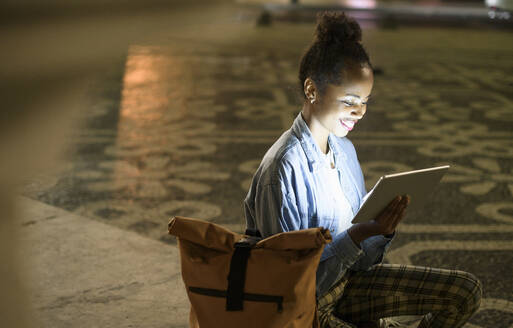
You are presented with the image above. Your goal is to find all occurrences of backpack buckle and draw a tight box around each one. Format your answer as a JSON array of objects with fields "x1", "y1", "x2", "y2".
[{"x1": 234, "y1": 236, "x2": 261, "y2": 248}]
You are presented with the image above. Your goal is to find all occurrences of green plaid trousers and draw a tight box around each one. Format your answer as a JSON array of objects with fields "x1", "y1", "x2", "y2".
[{"x1": 316, "y1": 264, "x2": 482, "y2": 328}]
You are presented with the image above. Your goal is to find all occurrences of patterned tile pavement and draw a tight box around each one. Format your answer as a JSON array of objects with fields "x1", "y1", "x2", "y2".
[{"x1": 22, "y1": 7, "x2": 513, "y2": 327}]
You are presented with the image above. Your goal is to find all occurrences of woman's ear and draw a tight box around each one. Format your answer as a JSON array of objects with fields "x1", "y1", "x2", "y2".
[{"x1": 304, "y1": 78, "x2": 317, "y2": 102}]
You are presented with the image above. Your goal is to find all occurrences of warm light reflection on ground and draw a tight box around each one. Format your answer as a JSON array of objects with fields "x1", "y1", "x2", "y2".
[
  {"x1": 121, "y1": 47, "x2": 171, "y2": 123},
  {"x1": 114, "y1": 45, "x2": 187, "y2": 197}
]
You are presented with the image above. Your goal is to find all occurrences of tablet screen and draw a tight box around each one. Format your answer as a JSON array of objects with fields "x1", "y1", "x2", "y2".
[{"x1": 351, "y1": 165, "x2": 450, "y2": 224}]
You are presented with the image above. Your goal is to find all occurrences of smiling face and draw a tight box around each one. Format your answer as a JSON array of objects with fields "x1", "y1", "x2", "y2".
[{"x1": 311, "y1": 64, "x2": 374, "y2": 138}]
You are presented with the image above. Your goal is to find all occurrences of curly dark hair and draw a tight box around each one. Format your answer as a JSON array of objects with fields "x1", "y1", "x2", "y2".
[{"x1": 298, "y1": 11, "x2": 372, "y2": 101}]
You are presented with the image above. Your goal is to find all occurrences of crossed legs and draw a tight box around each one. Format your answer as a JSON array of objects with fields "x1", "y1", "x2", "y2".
[{"x1": 333, "y1": 264, "x2": 482, "y2": 328}]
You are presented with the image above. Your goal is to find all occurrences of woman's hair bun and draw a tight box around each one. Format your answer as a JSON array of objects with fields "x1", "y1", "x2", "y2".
[{"x1": 315, "y1": 11, "x2": 362, "y2": 45}]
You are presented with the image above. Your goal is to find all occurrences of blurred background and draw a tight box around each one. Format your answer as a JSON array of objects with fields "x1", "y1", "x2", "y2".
[{"x1": 1, "y1": 0, "x2": 512, "y2": 327}]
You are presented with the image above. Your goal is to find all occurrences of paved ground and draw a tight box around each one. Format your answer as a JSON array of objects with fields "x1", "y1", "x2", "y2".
[
  {"x1": 18, "y1": 197, "x2": 189, "y2": 328},
  {"x1": 21, "y1": 2, "x2": 513, "y2": 327}
]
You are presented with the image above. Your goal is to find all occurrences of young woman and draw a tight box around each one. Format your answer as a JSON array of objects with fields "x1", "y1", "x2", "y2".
[{"x1": 243, "y1": 11, "x2": 482, "y2": 328}]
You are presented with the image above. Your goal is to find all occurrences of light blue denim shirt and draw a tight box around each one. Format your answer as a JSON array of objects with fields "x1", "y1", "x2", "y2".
[{"x1": 244, "y1": 112, "x2": 396, "y2": 298}]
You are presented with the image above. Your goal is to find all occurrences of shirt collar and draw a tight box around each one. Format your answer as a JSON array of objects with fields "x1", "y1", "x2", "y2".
[{"x1": 291, "y1": 112, "x2": 347, "y2": 172}]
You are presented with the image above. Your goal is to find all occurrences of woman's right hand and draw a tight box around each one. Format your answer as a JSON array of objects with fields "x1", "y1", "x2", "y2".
[{"x1": 369, "y1": 195, "x2": 410, "y2": 235}]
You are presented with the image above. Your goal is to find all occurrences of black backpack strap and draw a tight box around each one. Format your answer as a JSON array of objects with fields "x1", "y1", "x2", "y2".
[
  {"x1": 244, "y1": 228, "x2": 262, "y2": 238},
  {"x1": 226, "y1": 235, "x2": 261, "y2": 311}
]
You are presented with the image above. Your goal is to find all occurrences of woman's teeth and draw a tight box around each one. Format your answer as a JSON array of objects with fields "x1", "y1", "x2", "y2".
[{"x1": 340, "y1": 119, "x2": 356, "y2": 131}]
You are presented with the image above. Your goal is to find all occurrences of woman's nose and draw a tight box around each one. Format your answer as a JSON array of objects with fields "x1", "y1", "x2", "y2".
[{"x1": 351, "y1": 105, "x2": 365, "y2": 118}]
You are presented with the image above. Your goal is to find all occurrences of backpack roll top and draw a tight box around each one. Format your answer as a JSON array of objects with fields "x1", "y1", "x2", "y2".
[
  {"x1": 168, "y1": 215, "x2": 239, "y2": 253},
  {"x1": 254, "y1": 226, "x2": 332, "y2": 250}
]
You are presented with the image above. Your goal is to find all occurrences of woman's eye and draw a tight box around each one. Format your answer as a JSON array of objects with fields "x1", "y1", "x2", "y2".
[{"x1": 342, "y1": 101, "x2": 355, "y2": 106}]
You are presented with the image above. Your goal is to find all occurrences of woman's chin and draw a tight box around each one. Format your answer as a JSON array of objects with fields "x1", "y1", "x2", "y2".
[{"x1": 334, "y1": 129, "x2": 349, "y2": 138}]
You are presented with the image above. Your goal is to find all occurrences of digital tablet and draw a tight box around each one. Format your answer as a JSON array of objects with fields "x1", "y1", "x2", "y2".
[{"x1": 351, "y1": 165, "x2": 450, "y2": 224}]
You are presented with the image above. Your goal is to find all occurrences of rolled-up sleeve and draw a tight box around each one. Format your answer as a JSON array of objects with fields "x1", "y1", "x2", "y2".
[{"x1": 253, "y1": 180, "x2": 364, "y2": 299}]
